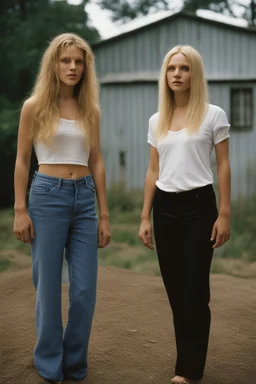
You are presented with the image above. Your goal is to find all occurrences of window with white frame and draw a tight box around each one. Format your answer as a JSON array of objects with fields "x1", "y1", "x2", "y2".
[{"x1": 231, "y1": 89, "x2": 253, "y2": 130}]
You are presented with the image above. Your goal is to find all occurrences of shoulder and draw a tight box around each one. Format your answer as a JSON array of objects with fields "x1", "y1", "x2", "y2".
[
  {"x1": 207, "y1": 104, "x2": 227, "y2": 118},
  {"x1": 206, "y1": 104, "x2": 229, "y2": 125},
  {"x1": 21, "y1": 96, "x2": 37, "y2": 118},
  {"x1": 149, "y1": 112, "x2": 159, "y2": 128},
  {"x1": 23, "y1": 96, "x2": 37, "y2": 109},
  {"x1": 208, "y1": 104, "x2": 225, "y2": 116}
]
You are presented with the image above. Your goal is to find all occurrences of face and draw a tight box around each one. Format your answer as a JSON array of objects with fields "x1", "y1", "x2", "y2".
[
  {"x1": 166, "y1": 52, "x2": 191, "y2": 93},
  {"x1": 56, "y1": 44, "x2": 85, "y2": 87}
]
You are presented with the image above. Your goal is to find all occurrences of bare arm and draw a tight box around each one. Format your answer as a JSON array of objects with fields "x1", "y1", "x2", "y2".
[
  {"x1": 211, "y1": 138, "x2": 231, "y2": 248},
  {"x1": 139, "y1": 145, "x2": 159, "y2": 249},
  {"x1": 13, "y1": 98, "x2": 35, "y2": 243},
  {"x1": 141, "y1": 145, "x2": 159, "y2": 219},
  {"x1": 216, "y1": 138, "x2": 231, "y2": 217},
  {"x1": 88, "y1": 113, "x2": 110, "y2": 248}
]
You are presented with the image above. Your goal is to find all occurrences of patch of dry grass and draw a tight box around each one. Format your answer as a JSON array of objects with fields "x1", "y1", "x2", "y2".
[{"x1": 1, "y1": 187, "x2": 256, "y2": 279}]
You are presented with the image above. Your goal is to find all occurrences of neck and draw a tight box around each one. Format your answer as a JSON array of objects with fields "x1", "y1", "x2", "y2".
[
  {"x1": 58, "y1": 83, "x2": 75, "y2": 100},
  {"x1": 173, "y1": 91, "x2": 190, "y2": 108}
]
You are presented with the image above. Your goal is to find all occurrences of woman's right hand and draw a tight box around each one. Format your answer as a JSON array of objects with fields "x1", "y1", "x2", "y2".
[
  {"x1": 138, "y1": 218, "x2": 155, "y2": 250},
  {"x1": 13, "y1": 210, "x2": 35, "y2": 243}
]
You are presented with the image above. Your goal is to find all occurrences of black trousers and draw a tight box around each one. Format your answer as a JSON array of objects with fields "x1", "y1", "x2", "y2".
[{"x1": 153, "y1": 184, "x2": 218, "y2": 380}]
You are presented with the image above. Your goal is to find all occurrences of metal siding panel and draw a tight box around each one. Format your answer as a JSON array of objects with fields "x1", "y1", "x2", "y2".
[
  {"x1": 99, "y1": 84, "x2": 158, "y2": 189},
  {"x1": 94, "y1": 18, "x2": 256, "y2": 79},
  {"x1": 128, "y1": 38, "x2": 134, "y2": 72},
  {"x1": 112, "y1": 42, "x2": 119, "y2": 73},
  {"x1": 209, "y1": 83, "x2": 256, "y2": 199},
  {"x1": 126, "y1": 86, "x2": 133, "y2": 188},
  {"x1": 131, "y1": 86, "x2": 138, "y2": 188},
  {"x1": 187, "y1": 21, "x2": 199, "y2": 46}
]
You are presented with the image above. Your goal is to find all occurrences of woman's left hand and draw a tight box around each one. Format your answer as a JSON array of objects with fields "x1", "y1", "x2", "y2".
[
  {"x1": 98, "y1": 217, "x2": 111, "y2": 248},
  {"x1": 210, "y1": 215, "x2": 231, "y2": 248}
]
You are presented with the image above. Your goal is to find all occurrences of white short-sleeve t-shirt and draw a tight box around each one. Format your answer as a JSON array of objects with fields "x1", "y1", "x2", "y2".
[{"x1": 147, "y1": 104, "x2": 230, "y2": 192}]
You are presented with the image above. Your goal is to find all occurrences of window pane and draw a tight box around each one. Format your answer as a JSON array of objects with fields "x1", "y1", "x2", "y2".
[{"x1": 231, "y1": 89, "x2": 253, "y2": 130}]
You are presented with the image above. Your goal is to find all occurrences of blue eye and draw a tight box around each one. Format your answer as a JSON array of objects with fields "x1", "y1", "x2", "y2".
[
  {"x1": 167, "y1": 65, "x2": 189, "y2": 72},
  {"x1": 61, "y1": 58, "x2": 70, "y2": 63}
]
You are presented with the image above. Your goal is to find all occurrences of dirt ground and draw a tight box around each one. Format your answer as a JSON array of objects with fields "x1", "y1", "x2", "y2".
[{"x1": 0, "y1": 266, "x2": 256, "y2": 384}]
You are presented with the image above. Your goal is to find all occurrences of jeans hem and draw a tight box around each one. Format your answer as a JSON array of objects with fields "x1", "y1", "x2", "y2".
[{"x1": 175, "y1": 371, "x2": 203, "y2": 380}]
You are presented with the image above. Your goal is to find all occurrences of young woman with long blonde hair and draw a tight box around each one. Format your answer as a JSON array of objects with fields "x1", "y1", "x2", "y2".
[
  {"x1": 139, "y1": 45, "x2": 231, "y2": 384},
  {"x1": 13, "y1": 33, "x2": 111, "y2": 383}
]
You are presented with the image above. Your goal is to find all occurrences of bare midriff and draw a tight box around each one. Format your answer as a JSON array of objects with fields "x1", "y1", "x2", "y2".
[{"x1": 38, "y1": 164, "x2": 91, "y2": 179}]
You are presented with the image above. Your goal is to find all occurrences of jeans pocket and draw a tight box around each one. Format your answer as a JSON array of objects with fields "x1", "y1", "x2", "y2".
[
  {"x1": 153, "y1": 187, "x2": 163, "y2": 207},
  {"x1": 32, "y1": 180, "x2": 58, "y2": 195},
  {"x1": 87, "y1": 178, "x2": 96, "y2": 193},
  {"x1": 198, "y1": 194, "x2": 218, "y2": 220}
]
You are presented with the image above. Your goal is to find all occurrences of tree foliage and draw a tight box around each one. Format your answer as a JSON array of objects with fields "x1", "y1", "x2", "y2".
[
  {"x1": 95, "y1": 0, "x2": 256, "y2": 26},
  {"x1": 95, "y1": 0, "x2": 170, "y2": 23},
  {"x1": 183, "y1": 0, "x2": 256, "y2": 26}
]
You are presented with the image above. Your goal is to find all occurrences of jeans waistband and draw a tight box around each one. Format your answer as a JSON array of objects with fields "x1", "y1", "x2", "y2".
[
  {"x1": 157, "y1": 184, "x2": 214, "y2": 200},
  {"x1": 33, "y1": 171, "x2": 93, "y2": 187}
]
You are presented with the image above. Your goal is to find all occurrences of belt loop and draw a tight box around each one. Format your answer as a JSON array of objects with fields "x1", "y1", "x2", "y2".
[
  {"x1": 57, "y1": 177, "x2": 62, "y2": 189},
  {"x1": 31, "y1": 171, "x2": 36, "y2": 187},
  {"x1": 84, "y1": 177, "x2": 87, "y2": 187}
]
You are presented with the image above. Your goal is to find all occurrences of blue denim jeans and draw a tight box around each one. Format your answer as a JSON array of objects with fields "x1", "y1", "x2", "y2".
[{"x1": 28, "y1": 171, "x2": 98, "y2": 382}]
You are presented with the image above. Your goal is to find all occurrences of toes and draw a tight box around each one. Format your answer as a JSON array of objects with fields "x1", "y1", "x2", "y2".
[{"x1": 171, "y1": 376, "x2": 185, "y2": 384}]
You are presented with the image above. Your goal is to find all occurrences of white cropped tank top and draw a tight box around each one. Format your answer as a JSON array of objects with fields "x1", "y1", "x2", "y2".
[{"x1": 33, "y1": 118, "x2": 90, "y2": 166}]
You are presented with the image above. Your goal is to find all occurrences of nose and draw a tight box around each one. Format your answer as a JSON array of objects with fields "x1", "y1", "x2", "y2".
[
  {"x1": 174, "y1": 69, "x2": 181, "y2": 78},
  {"x1": 70, "y1": 61, "x2": 76, "y2": 71}
]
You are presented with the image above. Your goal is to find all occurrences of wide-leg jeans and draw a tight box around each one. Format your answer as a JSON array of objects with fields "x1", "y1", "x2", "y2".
[{"x1": 29, "y1": 171, "x2": 98, "y2": 382}]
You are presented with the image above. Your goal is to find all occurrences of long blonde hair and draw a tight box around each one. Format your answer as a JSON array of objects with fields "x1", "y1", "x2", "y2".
[
  {"x1": 156, "y1": 45, "x2": 208, "y2": 140},
  {"x1": 30, "y1": 33, "x2": 100, "y2": 146}
]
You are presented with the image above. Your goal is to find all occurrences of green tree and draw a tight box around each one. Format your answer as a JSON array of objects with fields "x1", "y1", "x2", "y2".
[
  {"x1": 95, "y1": 0, "x2": 256, "y2": 26},
  {"x1": 183, "y1": 0, "x2": 256, "y2": 26},
  {"x1": 95, "y1": 0, "x2": 170, "y2": 23}
]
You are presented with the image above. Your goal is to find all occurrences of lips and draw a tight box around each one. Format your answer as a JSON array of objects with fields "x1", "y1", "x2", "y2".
[
  {"x1": 172, "y1": 82, "x2": 182, "y2": 84},
  {"x1": 67, "y1": 74, "x2": 77, "y2": 77}
]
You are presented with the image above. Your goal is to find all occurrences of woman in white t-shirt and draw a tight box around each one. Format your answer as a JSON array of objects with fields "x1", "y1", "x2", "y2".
[{"x1": 139, "y1": 45, "x2": 231, "y2": 384}]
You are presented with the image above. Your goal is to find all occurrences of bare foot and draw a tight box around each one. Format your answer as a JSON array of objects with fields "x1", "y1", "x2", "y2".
[
  {"x1": 171, "y1": 376, "x2": 185, "y2": 384},
  {"x1": 183, "y1": 379, "x2": 200, "y2": 384}
]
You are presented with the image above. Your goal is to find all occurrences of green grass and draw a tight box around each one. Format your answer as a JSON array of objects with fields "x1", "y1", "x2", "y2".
[
  {"x1": 111, "y1": 226, "x2": 141, "y2": 246},
  {"x1": 216, "y1": 198, "x2": 256, "y2": 262},
  {"x1": 0, "y1": 209, "x2": 31, "y2": 254},
  {"x1": 0, "y1": 259, "x2": 11, "y2": 272},
  {"x1": 98, "y1": 243, "x2": 160, "y2": 275},
  {"x1": 1, "y1": 187, "x2": 256, "y2": 277}
]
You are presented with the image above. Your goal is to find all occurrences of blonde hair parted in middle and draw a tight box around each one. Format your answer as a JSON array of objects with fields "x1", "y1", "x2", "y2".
[
  {"x1": 156, "y1": 45, "x2": 208, "y2": 140},
  {"x1": 30, "y1": 33, "x2": 100, "y2": 147}
]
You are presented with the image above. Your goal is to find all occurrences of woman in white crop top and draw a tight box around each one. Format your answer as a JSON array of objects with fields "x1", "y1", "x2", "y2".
[
  {"x1": 13, "y1": 33, "x2": 110, "y2": 383},
  {"x1": 139, "y1": 46, "x2": 231, "y2": 384}
]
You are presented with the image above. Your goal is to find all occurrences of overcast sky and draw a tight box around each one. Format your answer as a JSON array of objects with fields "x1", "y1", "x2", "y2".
[{"x1": 67, "y1": 0, "x2": 251, "y2": 40}]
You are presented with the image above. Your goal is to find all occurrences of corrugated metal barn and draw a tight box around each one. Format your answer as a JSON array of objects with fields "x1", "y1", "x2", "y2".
[{"x1": 93, "y1": 12, "x2": 256, "y2": 200}]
